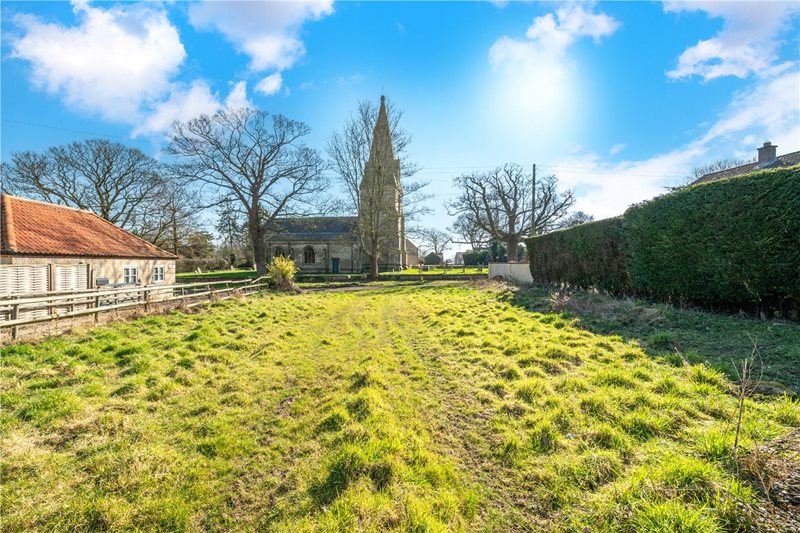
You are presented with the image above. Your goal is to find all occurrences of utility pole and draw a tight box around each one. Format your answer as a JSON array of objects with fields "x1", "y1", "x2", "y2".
[{"x1": 531, "y1": 163, "x2": 536, "y2": 237}]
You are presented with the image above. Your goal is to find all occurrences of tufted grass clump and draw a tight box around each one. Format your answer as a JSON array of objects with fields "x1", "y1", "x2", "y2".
[{"x1": 1, "y1": 283, "x2": 798, "y2": 531}]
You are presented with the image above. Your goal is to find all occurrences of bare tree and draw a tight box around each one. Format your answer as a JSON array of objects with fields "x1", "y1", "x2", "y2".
[
  {"x1": 675, "y1": 158, "x2": 753, "y2": 188},
  {"x1": 0, "y1": 139, "x2": 171, "y2": 239},
  {"x1": 327, "y1": 97, "x2": 430, "y2": 277},
  {"x1": 167, "y1": 108, "x2": 327, "y2": 275},
  {"x1": 214, "y1": 197, "x2": 251, "y2": 267},
  {"x1": 562, "y1": 210, "x2": 594, "y2": 228},
  {"x1": 447, "y1": 163, "x2": 575, "y2": 260},
  {"x1": 410, "y1": 227, "x2": 452, "y2": 255},
  {"x1": 450, "y1": 213, "x2": 491, "y2": 249}
]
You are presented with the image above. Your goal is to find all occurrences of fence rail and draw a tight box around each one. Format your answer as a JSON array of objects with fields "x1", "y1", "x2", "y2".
[{"x1": 0, "y1": 279, "x2": 270, "y2": 338}]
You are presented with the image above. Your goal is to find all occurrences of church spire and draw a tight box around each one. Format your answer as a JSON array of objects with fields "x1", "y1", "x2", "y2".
[{"x1": 370, "y1": 95, "x2": 394, "y2": 161}]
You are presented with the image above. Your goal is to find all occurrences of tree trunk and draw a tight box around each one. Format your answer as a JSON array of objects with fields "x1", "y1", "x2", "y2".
[
  {"x1": 507, "y1": 240, "x2": 519, "y2": 263},
  {"x1": 249, "y1": 211, "x2": 267, "y2": 276},
  {"x1": 369, "y1": 253, "x2": 379, "y2": 280}
]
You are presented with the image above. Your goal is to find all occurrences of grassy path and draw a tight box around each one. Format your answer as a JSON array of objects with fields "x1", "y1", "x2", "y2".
[{"x1": 2, "y1": 285, "x2": 799, "y2": 531}]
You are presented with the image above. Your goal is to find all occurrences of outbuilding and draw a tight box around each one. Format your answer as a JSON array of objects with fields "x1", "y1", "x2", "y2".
[{"x1": 1, "y1": 194, "x2": 176, "y2": 295}]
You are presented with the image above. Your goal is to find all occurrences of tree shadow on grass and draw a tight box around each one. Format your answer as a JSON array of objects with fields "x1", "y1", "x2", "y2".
[{"x1": 502, "y1": 284, "x2": 800, "y2": 395}]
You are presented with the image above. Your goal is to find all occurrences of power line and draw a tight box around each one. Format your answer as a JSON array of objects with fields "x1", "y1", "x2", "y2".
[{"x1": 1, "y1": 119, "x2": 154, "y2": 146}]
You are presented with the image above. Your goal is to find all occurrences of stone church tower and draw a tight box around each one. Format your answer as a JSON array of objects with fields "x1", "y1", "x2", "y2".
[{"x1": 359, "y1": 95, "x2": 407, "y2": 270}]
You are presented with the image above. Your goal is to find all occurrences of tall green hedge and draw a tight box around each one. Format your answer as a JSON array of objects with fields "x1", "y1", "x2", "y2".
[
  {"x1": 527, "y1": 217, "x2": 629, "y2": 293},
  {"x1": 525, "y1": 166, "x2": 800, "y2": 312},
  {"x1": 624, "y1": 166, "x2": 800, "y2": 308}
]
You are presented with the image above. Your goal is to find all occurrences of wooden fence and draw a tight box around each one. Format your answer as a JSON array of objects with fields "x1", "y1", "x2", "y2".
[{"x1": 0, "y1": 279, "x2": 270, "y2": 340}]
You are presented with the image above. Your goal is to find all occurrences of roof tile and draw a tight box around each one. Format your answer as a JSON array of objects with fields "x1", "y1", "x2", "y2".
[{"x1": 1, "y1": 194, "x2": 176, "y2": 259}]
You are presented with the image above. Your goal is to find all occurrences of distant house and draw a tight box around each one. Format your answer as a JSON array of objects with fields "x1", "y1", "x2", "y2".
[
  {"x1": 1, "y1": 194, "x2": 176, "y2": 295},
  {"x1": 691, "y1": 142, "x2": 800, "y2": 185},
  {"x1": 423, "y1": 252, "x2": 444, "y2": 265},
  {"x1": 454, "y1": 252, "x2": 465, "y2": 266}
]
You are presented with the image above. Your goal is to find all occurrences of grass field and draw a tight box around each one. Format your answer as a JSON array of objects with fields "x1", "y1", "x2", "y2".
[
  {"x1": 176, "y1": 267, "x2": 487, "y2": 282},
  {"x1": 381, "y1": 267, "x2": 486, "y2": 276},
  {"x1": 1, "y1": 283, "x2": 798, "y2": 531},
  {"x1": 176, "y1": 269, "x2": 257, "y2": 281}
]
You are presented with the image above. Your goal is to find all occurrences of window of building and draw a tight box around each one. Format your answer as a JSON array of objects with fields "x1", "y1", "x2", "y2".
[
  {"x1": 123, "y1": 266, "x2": 139, "y2": 284},
  {"x1": 303, "y1": 246, "x2": 315, "y2": 264},
  {"x1": 153, "y1": 265, "x2": 165, "y2": 283},
  {"x1": 274, "y1": 247, "x2": 286, "y2": 258}
]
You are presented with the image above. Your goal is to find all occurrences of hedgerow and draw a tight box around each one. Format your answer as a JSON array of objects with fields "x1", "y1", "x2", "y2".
[
  {"x1": 525, "y1": 166, "x2": 800, "y2": 314},
  {"x1": 624, "y1": 166, "x2": 800, "y2": 309},
  {"x1": 528, "y1": 217, "x2": 628, "y2": 293}
]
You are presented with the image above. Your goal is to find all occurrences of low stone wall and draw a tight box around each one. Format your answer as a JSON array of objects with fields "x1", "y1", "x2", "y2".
[{"x1": 488, "y1": 262, "x2": 533, "y2": 285}]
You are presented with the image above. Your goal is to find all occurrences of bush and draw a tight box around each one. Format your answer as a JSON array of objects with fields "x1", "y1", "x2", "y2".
[
  {"x1": 624, "y1": 166, "x2": 800, "y2": 309},
  {"x1": 524, "y1": 166, "x2": 800, "y2": 315},
  {"x1": 267, "y1": 255, "x2": 299, "y2": 291},
  {"x1": 463, "y1": 249, "x2": 491, "y2": 266},
  {"x1": 526, "y1": 217, "x2": 628, "y2": 293}
]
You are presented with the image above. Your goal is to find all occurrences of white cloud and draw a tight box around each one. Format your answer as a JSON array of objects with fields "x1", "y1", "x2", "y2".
[
  {"x1": 664, "y1": 1, "x2": 800, "y2": 80},
  {"x1": 551, "y1": 66, "x2": 800, "y2": 218},
  {"x1": 225, "y1": 81, "x2": 252, "y2": 109},
  {"x1": 188, "y1": 0, "x2": 333, "y2": 72},
  {"x1": 132, "y1": 80, "x2": 222, "y2": 137},
  {"x1": 255, "y1": 73, "x2": 284, "y2": 96},
  {"x1": 489, "y1": 4, "x2": 619, "y2": 67},
  {"x1": 9, "y1": 0, "x2": 185, "y2": 122},
  {"x1": 609, "y1": 143, "x2": 626, "y2": 156}
]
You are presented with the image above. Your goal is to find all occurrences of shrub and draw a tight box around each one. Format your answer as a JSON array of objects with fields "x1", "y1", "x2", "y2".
[
  {"x1": 525, "y1": 166, "x2": 800, "y2": 315},
  {"x1": 267, "y1": 255, "x2": 299, "y2": 291},
  {"x1": 624, "y1": 166, "x2": 800, "y2": 310},
  {"x1": 526, "y1": 217, "x2": 628, "y2": 293}
]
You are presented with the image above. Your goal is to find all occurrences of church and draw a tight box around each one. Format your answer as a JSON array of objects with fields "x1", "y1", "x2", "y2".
[{"x1": 265, "y1": 96, "x2": 418, "y2": 273}]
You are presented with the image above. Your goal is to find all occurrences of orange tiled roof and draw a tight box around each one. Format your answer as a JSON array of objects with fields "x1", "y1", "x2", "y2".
[{"x1": 1, "y1": 194, "x2": 176, "y2": 259}]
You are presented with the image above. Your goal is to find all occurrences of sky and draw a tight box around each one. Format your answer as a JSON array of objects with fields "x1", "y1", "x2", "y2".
[{"x1": 2, "y1": 0, "x2": 799, "y2": 254}]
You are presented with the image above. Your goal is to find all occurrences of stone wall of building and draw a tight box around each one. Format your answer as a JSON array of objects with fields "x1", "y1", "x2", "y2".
[
  {"x1": 1, "y1": 255, "x2": 176, "y2": 287},
  {"x1": 269, "y1": 242, "x2": 363, "y2": 273}
]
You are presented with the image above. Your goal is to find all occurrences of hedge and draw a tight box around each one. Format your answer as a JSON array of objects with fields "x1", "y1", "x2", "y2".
[
  {"x1": 527, "y1": 217, "x2": 628, "y2": 294},
  {"x1": 525, "y1": 165, "x2": 800, "y2": 312},
  {"x1": 624, "y1": 166, "x2": 800, "y2": 308}
]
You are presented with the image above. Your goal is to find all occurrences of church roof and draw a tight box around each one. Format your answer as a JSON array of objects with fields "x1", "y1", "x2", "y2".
[{"x1": 266, "y1": 217, "x2": 358, "y2": 242}]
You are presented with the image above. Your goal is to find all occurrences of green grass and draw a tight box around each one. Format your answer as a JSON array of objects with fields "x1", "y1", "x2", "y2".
[
  {"x1": 1, "y1": 284, "x2": 798, "y2": 530},
  {"x1": 177, "y1": 267, "x2": 487, "y2": 282},
  {"x1": 176, "y1": 269, "x2": 258, "y2": 281},
  {"x1": 511, "y1": 285, "x2": 800, "y2": 393},
  {"x1": 382, "y1": 267, "x2": 486, "y2": 275}
]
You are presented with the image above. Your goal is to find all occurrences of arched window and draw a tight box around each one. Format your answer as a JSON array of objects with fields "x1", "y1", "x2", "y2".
[
  {"x1": 274, "y1": 247, "x2": 286, "y2": 258},
  {"x1": 303, "y1": 246, "x2": 316, "y2": 264}
]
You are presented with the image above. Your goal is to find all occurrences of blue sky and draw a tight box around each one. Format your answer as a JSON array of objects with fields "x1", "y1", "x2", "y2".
[{"x1": 2, "y1": 1, "x2": 799, "y2": 251}]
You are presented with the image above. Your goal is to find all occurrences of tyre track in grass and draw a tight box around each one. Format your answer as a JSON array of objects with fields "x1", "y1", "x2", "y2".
[{"x1": 379, "y1": 285, "x2": 549, "y2": 530}]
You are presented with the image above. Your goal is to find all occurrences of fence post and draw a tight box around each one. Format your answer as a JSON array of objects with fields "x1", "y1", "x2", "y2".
[
  {"x1": 94, "y1": 294, "x2": 100, "y2": 323},
  {"x1": 144, "y1": 289, "x2": 150, "y2": 313},
  {"x1": 11, "y1": 303, "x2": 19, "y2": 340}
]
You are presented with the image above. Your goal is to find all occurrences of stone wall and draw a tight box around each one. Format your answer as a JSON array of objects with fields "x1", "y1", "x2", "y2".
[
  {"x1": 2, "y1": 256, "x2": 176, "y2": 287},
  {"x1": 489, "y1": 262, "x2": 534, "y2": 285},
  {"x1": 268, "y1": 241, "x2": 362, "y2": 273}
]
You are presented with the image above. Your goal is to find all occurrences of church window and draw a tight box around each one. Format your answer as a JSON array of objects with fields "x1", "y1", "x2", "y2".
[
  {"x1": 274, "y1": 247, "x2": 286, "y2": 258},
  {"x1": 303, "y1": 246, "x2": 315, "y2": 264}
]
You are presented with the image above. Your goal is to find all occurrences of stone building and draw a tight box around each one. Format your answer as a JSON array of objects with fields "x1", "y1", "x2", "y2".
[
  {"x1": 0, "y1": 194, "x2": 176, "y2": 295},
  {"x1": 267, "y1": 95, "x2": 419, "y2": 272}
]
